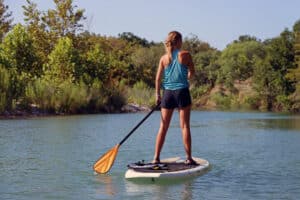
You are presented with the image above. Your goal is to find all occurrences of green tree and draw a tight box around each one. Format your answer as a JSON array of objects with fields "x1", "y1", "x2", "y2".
[
  {"x1": 253, "y1": 56, "x2": 283, "y2": 110},
  {"x1": 233, "y1": 35, "x2": 260, "y2": 43},
  {"x1": 41, "y1": 0, "x2": 86, "y2": 38},
  {"x1": 286, "y1": 19, "x2": 300, "y2": 111},
  {"x1": 119, "y1": 32, "x2": 152, "y2": 47},
  {"x1": 183, "y1": 34, "x2": 213, "y2": 55},
  {"x1": 131, "y1": 44, "x2": 164, "y2": 86},
  {"x1": 218, "y1": 40, "x2": 266, "y2": 89},
  {"x1": 1, "y1": 24, "x2": 40, "y2": 76},
  {"x1": 252, "y1": 29, "x2": 295, "y2": 111},
  {"x1": 23, "y1": 0, "x2": 50, "y2": 64},
  {"x1": 0, "y1": 0, "x2": 12, "y2": 40},
  {"x1": 0, "y1": 65, "x2": 10, "y2": 112},
  {"x1": 193, "y1": 49, "x2": 221, "y2": 87},
  {"x1": 293, "y1": 21, "x2": 300, "y2": 88},
  {"x1": 0, "y1": 24, "x2": 40, "y2": 109},
  {"x1": 292, "y1": 20, "x2": 300, "y2": 80},
  {"x1": 264, "y1": 29, "x2": 294, "y2": 95},
  {"x1": 23, "y1": 0, "x2": 86, "y2": 60},
  {"x1": 43, "y1": 37, "x2": 78, "y2": 83},
  {"x1": 84, "y1": 43, "x2": 110, "y2": 84},
  {"x1": 104, "y1": 37, "x2": 134, "y2": 85}
]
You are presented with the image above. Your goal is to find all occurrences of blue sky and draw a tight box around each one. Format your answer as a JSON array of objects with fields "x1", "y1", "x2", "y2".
[{"x1": 6, "y1": 0, "x2": 300, "y2": 50}]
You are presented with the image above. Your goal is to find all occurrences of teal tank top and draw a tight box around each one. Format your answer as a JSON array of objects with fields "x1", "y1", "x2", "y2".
[{"x1": 162, "y1": 49, "x2": 189, "y2": 90}]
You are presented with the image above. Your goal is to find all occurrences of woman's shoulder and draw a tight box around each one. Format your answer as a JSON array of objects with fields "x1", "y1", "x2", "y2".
[
  {"x1": 178, "y1": 50, "x2": 191, "y2": 57},
  {"x1": 178, "y1": 50, "x2": 193, "y2": 65},
  {"x1": 161, "y1": 53, "x2": 169, "y2": 60},
  {"x1": 160, "y1": 54, "x2": 170, "y2": 65}
]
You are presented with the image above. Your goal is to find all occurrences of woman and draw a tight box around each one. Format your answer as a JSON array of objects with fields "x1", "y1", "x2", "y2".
[{"x1": 153, "y1": 31, "x2": 196, "y2": 165}]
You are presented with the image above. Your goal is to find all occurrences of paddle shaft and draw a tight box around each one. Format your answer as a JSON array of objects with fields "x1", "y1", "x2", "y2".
[{"x1": 119, "y1": 104, "x2": 160, "y2": 146}]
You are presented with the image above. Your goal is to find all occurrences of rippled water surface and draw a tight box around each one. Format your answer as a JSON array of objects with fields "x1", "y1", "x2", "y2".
[{"x1": 1, "y1": 111, "x2": 300, "y2": 199}]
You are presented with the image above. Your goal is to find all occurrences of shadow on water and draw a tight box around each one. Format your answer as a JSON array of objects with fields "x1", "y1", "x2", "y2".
[{"x1": 246, "y1": 118, "x2": 300, "y2": 131}]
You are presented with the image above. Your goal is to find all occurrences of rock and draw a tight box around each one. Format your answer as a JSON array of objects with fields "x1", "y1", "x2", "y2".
[{"x1": 121, "y1": 103, "x2": 150, "y2": 113}]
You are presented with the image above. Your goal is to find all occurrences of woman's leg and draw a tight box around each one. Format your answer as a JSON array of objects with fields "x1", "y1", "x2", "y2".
[
  {"x1": 153, "y1": 108, "x2": 174, "y2": 163},
  {"x1": 179, "y1": 105, "x2": 193, "y2": 161}
]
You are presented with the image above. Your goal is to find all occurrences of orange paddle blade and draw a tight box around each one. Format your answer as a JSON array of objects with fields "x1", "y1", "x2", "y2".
[{"x1": 93, "y1": 144, "x2": 120, "y2": 174}]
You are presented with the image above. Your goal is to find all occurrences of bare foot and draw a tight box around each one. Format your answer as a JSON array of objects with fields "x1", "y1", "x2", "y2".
[
  {"x1": 184, "y1": 158, "x2": 197, "y2": 165},
  {"x1": 152, "y1": 159, "x2": 160, "y2": 164}
]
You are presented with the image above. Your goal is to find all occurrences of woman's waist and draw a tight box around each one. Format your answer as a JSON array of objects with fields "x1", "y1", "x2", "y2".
[{"x1": 162, "y1": 81, "x2": 189, "y2": 90}]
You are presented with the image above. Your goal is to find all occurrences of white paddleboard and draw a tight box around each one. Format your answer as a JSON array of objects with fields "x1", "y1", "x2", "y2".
[{"x1": 125, "y1": 157, "x2": 210, "y2": 181}]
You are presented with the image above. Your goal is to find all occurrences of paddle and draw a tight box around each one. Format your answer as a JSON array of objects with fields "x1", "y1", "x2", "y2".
[{"x1": 93, "y1": 104, "x2": 160, "y2": 174}]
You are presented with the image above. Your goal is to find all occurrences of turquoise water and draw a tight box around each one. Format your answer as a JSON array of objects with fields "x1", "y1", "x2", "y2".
[{"x1": 1, "y1": 111, "x2": 300, "y2": 199}]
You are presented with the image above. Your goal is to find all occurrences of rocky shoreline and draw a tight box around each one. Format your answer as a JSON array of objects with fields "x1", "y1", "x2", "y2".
[
  {"x1": 121, "y1": 103, "x2": 151, "y2": 113},
  {"x1": 0, "y1": 103, "x2": 153, "y2": 119}
]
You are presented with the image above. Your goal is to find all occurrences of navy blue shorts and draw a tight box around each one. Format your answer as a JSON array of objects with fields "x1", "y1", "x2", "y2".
[{"x1": 161, "y1": 87, "x2": 192, "y2": 109}]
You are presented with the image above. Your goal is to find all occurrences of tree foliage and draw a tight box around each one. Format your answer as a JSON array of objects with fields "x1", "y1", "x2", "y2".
[
  {"x1": 42, "y1": 0, "x2": 86, "y2": 37},
  {"x1": 0, "y1": 0, "x2": 12, "y2": 40},
  {"x1": 218, "y1": 40, "x2": 266, "y2": 88},
  {"x1": 84, "y1": 43, "x2": 110, "y2": 84},
  {"x1": 183, "y1": 34, "x2": 213, "y2": 55},
  {"x1": 119, "y1": 32, "x2": 153, "y2": 47},
  {"x1": 193, "y1": 49, "x2": 220, "y2": 87},
  {"x1": 285, "y1": 20, "x2": 300, "y2": 111},
  {"x1": 131, "y1": 44, "x2": 164, "y2": 86},
  {"x1": 23, "y1": 0, "x2": 50, "y2": 63},
  {"x1": 1, "y1": 0, "x2": 300, "y2": 114},
  {"x1": 43, "y1": 37, "x2": 77, "y2": 82},
  {"x1": 0, "y1": 24, "x2": 40, "y2": 109},
  {"x1": 1, "y1": 24, "x2": 40, "y2": 75}
]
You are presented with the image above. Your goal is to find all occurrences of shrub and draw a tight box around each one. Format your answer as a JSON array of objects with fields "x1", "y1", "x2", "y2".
[
  {"x1": 58, "y1": 81, "x2": 88, "y2": 113},
  {"x1": 25, "y1": 78, "x2": 57, "y2": 112},
  {"x1": 275, "y1": 95, "x2": 291, "y2": 111},
  {"x1": 211, "y1": 93, "x2": 232, "y2": 110},
  {"x1": 243, "y1": 95, "x2": 260, "y2": 110},
  {"x1": 127, "y1": 81, "x2": 155, "y2": 106},
  {"x1": 190, "y1": 85, "x2": 210, "y2": 99},
  {"x1": 0, "y1": 66, "x2": 10, "y2": 112},
  {"x1": 86, "y1": 78, "x2": 105, "y2": 112},
  {"x1": 104, "y1": 88, "x2": 127, "y2": 112}
]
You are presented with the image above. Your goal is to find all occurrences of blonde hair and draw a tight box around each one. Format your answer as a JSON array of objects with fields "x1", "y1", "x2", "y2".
[{"x1": 165, "y1": 31, "x2": 182, "y2": 63}]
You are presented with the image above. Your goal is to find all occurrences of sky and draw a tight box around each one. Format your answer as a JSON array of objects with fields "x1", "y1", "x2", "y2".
[{"x1": 6, "y1": 0, "x2": 300, "y2": 50}]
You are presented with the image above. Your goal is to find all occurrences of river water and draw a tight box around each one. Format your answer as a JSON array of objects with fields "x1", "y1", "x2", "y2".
[{"x1": 1, "y1": 111, "x2": 300, "y2": 199}]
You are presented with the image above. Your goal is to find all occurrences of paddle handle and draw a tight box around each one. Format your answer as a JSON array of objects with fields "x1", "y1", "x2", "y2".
[{"x1": 119, "y1": 103, "x2": 160, "y2": 146}]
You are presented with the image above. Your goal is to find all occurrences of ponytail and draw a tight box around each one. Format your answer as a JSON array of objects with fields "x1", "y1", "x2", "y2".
[{"x1": 164, "y1": 31, "x2": 182, "y2": 63}]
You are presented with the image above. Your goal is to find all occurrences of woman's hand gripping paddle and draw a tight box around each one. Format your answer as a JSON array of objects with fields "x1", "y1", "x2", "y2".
[{"x1": 93, "y1": 104, "x2": 160, "y2": 174}]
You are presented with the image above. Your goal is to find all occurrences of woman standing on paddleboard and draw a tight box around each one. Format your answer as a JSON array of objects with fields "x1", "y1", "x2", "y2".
[{"x1": 153, "y1": 31, "x2": 196, "y2": 165}]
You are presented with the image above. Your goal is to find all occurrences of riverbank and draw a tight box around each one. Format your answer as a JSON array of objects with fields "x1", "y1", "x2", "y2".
[
  {"x1": 0, "y1": 103, "x2": 153, "y2": 119},
  {"x1": 1, "y1": 79, "x2": 299, "y2": 119}
]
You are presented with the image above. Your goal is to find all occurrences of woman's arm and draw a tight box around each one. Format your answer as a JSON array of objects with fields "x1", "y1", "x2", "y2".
[{"x1": 155, "y1": 56, "x2": 165, "y2": 103}]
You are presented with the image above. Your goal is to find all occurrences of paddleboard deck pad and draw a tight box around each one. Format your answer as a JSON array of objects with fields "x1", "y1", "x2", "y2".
[{"x1": 125, "y1": 157, "x2": 209, "y2": 181}]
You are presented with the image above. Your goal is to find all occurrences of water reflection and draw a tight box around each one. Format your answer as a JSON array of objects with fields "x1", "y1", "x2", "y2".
[
  {"x1": 94, "y1": 174, "x2": 116, "y2": 198},
  {"x1": 247, "y1": 118, "x2": 300, "y2": 131},
  {"x1": 124, "y1": 179, "x2": 195, "y2": 200}
]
